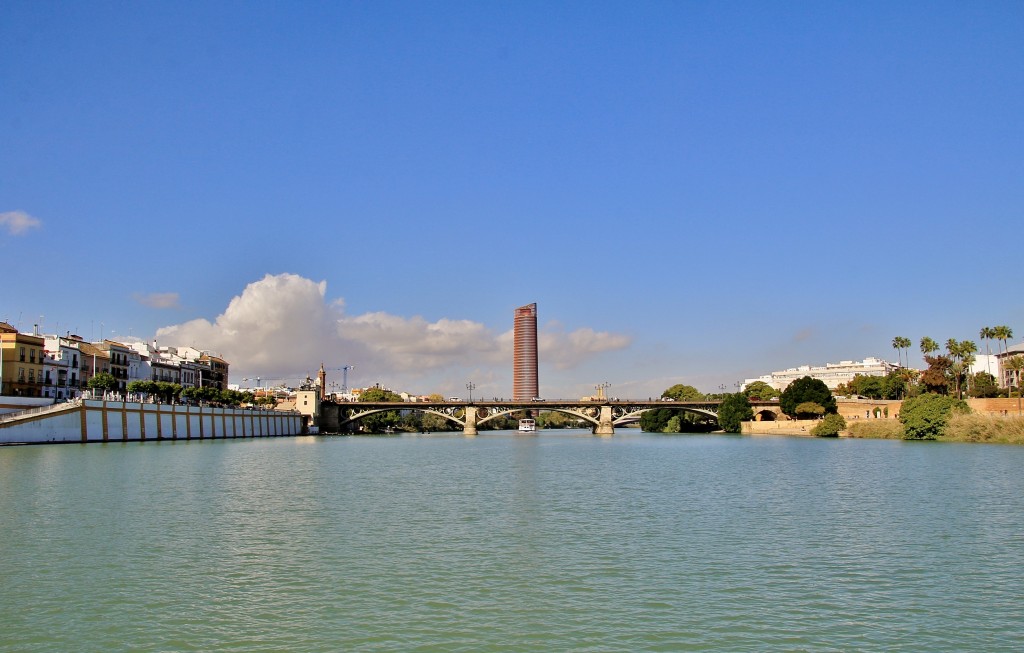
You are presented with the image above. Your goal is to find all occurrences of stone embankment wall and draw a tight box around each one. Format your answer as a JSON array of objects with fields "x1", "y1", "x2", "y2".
[
  {"x1": 0, "y1": 400, "x2": 304, "y2": 445},
  {"x1": 743, "y1": 397, "x2": 1022, "y2": 435}
]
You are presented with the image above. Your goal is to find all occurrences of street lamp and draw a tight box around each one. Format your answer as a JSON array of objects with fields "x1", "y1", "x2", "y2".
[
  {"x1": 719, "y1": 384, "x2": 727, "y2": 396},
  {"x1": 597, "y1": 381, "x2": 611, "y2": 400},
  {"x1": 466, "y1": 381, "x2": 476, "y2": 403}
]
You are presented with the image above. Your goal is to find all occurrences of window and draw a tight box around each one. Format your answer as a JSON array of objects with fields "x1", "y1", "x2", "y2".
[
  {"x1": 30, "y1": 350, "x2": 36, "y2": 363},
  {"x1": 20, "y1": 347, "x2": 25, "y2": 362},
  {"x1": 18, "y1": 368, "x2": 25, "y2": 381}
]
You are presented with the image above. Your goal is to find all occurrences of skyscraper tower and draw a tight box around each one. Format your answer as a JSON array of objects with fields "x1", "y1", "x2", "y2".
[{"x1": 513, "y1": 303, "x2": 539, "y2": 400}]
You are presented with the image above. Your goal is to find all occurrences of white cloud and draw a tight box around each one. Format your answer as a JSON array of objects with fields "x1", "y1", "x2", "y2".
[
  {"x1": 540, "y1": 326, "x2": 633, "y2": 370},
  {"x1": 133, "y1": 292, "x2": 181, "y2": 309},
  {"x1": 0, "y1": 210, "x2": 42, "y2": 235},
  {"x1": 154, "y1": 273, "x2": 632, "y2": 394}
]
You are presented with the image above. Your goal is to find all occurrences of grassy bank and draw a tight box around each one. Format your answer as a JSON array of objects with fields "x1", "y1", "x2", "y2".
[
  {"x1": 845, "y1": 414, "x2": 1024, "y2": 444},
  {"x1": 846, "y1": 421, "x2": 902, "y2": 439},
  {"x1": 943, "y1": 413, "x2": 1024, "y2": 444}
]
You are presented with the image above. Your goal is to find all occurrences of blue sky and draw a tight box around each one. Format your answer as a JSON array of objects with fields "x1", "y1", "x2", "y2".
[{"x1": 2, "y1": 1, "x2": 1022, "y2": 399}]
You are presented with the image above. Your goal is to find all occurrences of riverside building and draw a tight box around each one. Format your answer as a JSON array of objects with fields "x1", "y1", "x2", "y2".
[
  {"x1": 512, "y1": 303, "x2": 539, "y2": 400},
  {"x1": 743, "y1": 357, "x2": 898, "y2": 392}
]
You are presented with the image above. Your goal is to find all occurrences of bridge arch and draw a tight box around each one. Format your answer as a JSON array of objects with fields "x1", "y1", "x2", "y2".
[{"x1": 319, "y1": 399, "x2": 780, "y2": 436}]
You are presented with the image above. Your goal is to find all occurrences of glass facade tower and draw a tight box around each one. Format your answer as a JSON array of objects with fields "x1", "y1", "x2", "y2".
[{"x1": 513, "y1": 303, "x2": 538, "y2": 400}]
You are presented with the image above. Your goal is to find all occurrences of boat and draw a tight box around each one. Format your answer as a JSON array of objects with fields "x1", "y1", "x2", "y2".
[{"x1": 518, "y1": 418, "x2": 536, "y2": 433}]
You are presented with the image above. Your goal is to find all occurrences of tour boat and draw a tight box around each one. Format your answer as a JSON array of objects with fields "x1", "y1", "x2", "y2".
[{"x1": 518, "y1": 418, "x2": 536, "y2": 433}]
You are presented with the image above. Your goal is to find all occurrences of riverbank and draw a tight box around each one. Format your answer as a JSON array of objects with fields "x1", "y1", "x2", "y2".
[{"x1": 846, "y1": 413, "x2": 1024, "y2": 444}]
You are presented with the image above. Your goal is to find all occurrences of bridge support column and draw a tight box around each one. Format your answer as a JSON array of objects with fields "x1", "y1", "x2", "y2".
[
  {"x1": 463, "y1": 406, "x2": 478, "y2": 437},
  {"x1": 594, "y1": 405, "x2": 615, "y2": 436}
]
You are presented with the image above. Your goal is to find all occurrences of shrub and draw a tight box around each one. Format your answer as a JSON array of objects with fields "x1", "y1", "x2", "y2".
[
  {"x1": 847, "y1": 420, "x2": 903, "y2": 439},
  {"x1": 811, "y1": 413, "x2": 847, "y2": 437},
  {"x1": 899, "y1": 393, "x2": 969, "y2": 440}
]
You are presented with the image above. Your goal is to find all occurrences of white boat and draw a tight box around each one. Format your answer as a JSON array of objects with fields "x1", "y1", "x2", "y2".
[{"x1": 518, "y1": 418, "x2": 536, "y2": 432}]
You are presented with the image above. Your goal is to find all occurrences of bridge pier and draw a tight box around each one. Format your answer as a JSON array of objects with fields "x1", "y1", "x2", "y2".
[
  {"x1": 594, "y1": 405, "x2": 615, "y2": 436},
  {"x1": 463, "y1": 406, "x2": 478, "y2": 437}
]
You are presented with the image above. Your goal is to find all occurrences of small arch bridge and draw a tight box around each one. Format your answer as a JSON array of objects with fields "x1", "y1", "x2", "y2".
[{"x1": 318, "y1": 399, "x2": 783, "y2": 436}]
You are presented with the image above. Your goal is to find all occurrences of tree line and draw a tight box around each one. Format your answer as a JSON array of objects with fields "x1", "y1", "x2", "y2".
[
  {"x1": 85, "y1": 373, "x2": 270, "y2": 407},
  {"x1": 889, "y1": 327, "x2": 1022, "y2": 401}
]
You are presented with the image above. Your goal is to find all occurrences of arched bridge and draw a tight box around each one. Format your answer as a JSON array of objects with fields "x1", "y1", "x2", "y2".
[{"x1": 318, "y1": 399, "x2": 783, "y2": 436}]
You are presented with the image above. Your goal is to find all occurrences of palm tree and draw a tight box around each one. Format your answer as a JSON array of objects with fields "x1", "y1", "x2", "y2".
[
  {"x1": 920, "y1": 336, "x2": 939, "y2": 357},
  {"x1": 959, "y1": 340, "x2": 977, "y2": 398},
  {"x1": 946, "y1": 338, "x2": 960, "y2": 359},
  {"x1": 994, "y1": 325, "x2": 1014, "y2": 356},
  {"x1": 980, "y1": 327, "x2": 994, "y2": 375},
  {"x1": 892, "y1": 337, "x2": 903, "y2": 368},
  {"x1": 897, "y1": 336, "x2": 912, "y2": 368},
  {"x1": 1005, "y1": 355, "x2": 1024, "y2": 395}
]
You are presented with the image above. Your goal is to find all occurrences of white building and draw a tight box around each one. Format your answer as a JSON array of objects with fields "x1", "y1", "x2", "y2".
[
  {"x1": 744, "y1": 357, "x2": 899, "y2": 392},
  {"x1": 997, "y1": 342, "x2": 1024, "y2": 389},
  {"x1": 969, "y1": 354, "x2": 1000, "y2": 379},
  {"x1": 43, "y1": 335, "x2": 85, "y2": 400}
]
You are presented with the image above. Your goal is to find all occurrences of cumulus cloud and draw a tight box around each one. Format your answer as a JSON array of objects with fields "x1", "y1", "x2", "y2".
[
  {"x1": 133, "y1": 292, "x2": 181, "y2": 309},
  {"x1": 540, "y1": 326, "x2": 632, "y2": 370},
  {"x1": 0, "y1": 210, "x2": 42, "y2": 236},
  {"x1": 154, "y1": 272, "x2": 631, "y2": 393}
]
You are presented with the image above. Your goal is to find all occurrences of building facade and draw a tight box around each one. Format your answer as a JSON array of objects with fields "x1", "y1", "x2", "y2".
[
  {"x1": 512, "y1": 303, "x2": 539, "y2": 400},
  {"x1": 744, "y1": 357, "x2": 899, "y2": 392},
  {"x1": 0, "y1": 322, "x2": 46, "y2": 398},
  {"x1": 997, "y1": 342, "x2": 1024, "y2": 389}
]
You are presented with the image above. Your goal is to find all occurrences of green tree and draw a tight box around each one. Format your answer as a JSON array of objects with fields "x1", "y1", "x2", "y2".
[
  {"x1": 87, "y1": 372, "x2": 119, "y2": 393},
  {"x1": 742, "y1": 381, "x2": 779, "y2": 401},
  {"x1": 661, "y1": 384, "x2": 705, "y2": 401},
  {"x1": 848, "y1": 374, "x2": 885, "y2": 399},
  {"x1": 154, "y1": 382, "x2": 182, "y2": 403},
  {"x1": 420, "y1": 411, "x2": 455, "y2": 432},
  {"x1": 794, "y1": 401, "x2": 826, "y2": 419},
  {"x1": 663, "y1": 416, "x2": 682, "y2": 433},
  {"x1": 780, "y1": 376, "x2": 836, "y2": 418},
  {"x1": 899, "y1": 393, "x2": 969, "y2": 440},
  {"x1": 882, "y1": 371, "x2": 907, "y2": 399},
  {"x1": 811, "y1": 413, "x2": 846, "y2": 437},
  {"x1": 127, "y1": 380, "x2": 158, "y2": 397},
  {"x1": 967, "y1": 372, "x2": 1000, "y2": 399},
  {"x1": 717, "y1": 393, "x2": 753, "y2": 433},
  {"x1": 360, "y1": 387, "x2": 404, "y2": 402},
  {"x1": 639, "y1": 408, "x2": 673, "y2": 432},
  {"x1": 356, "y1": 386, "x2": 404, "y2": 433}
]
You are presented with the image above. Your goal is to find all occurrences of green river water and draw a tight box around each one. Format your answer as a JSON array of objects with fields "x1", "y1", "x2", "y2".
[{"x1": 1, "y1": 431, "x2": 1022, "y2": 651}]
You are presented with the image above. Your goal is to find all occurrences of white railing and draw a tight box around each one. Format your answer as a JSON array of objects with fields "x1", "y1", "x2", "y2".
[{"x1": 0, "y1": 398, "x2": 82, "y2": 424}]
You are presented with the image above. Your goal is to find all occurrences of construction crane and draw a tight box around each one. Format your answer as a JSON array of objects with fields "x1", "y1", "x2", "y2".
[
  {"x1": 241, "y1": 377, "x2": 291, "y2": 390},
  {"x1": 323, "y1": 365, "x2": 355, "y2": 394}
]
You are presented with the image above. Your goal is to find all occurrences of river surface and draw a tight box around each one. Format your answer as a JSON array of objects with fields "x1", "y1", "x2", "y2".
[{"x1": 1, "y1": 431, "x2": 1023, "y2": 652}]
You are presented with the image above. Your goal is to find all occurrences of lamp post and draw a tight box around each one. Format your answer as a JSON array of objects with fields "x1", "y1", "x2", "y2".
[
  {"x1": 597, "y1": 381, "x2": 611, "y2": 401},
  {"x1": 719, "y1": 384, "x2": 727, "y2": 396},
  {"x1": 466, "y1": 381, "x2": 476, "y2": 403}
]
